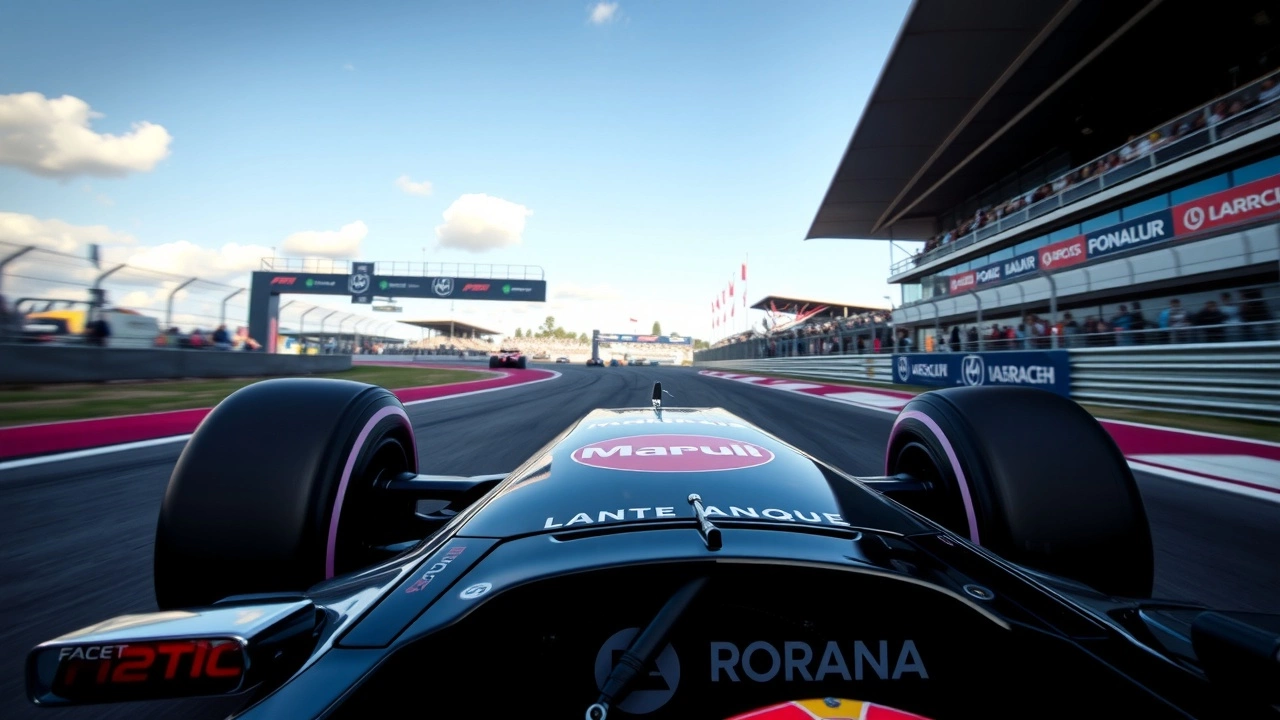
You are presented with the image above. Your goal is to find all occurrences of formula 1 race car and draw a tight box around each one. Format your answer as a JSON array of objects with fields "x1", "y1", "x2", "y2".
[
  {"x1": 489, "y1": 348, "x2": 528, "y2": 369},
  {"x1": 25, "y1": 380, "x2": 1280, "y2": 719},
  {"x1": 587, "y1": 357, "x2": 605, "y2": 366}
]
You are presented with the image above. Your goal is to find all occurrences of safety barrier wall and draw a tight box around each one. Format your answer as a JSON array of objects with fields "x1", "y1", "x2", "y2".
[
  {"x1": 696, "y1": 341, "x2": 1280, "y2": 422},
  {"x1": 698, "y1": 355, "x2": 897, "y2": 386},
  {"x1": 0, "y1": 345, "x2": 353, "y2": 384},
  {"x1": 1068, "y1": 341, "x2": 1280, "y2": 422}
]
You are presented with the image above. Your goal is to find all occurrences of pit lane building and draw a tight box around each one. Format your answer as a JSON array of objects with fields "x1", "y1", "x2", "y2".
[{"x1": 807, "y1": 0, "x2": 1280, "y2": 347}]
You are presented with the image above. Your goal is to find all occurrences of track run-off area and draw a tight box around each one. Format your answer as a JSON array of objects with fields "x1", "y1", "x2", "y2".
[{"x1": 1, "y1": 363, "x2": 1278, "y2": 719}]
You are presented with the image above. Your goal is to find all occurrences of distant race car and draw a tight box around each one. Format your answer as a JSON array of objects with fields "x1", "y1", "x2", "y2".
[
  {"x1": 556, "y1": 357, "x2": 570, "y2": 363},
  {"x1": 631, "y1": 358, "x2": 648, "y2": 366},
  {"x1": 489, "y1": 348, "x2": 527, "y2": 369},
  {"x1": 24, "y1": 379, "x2": 1280, "y2": 719},
  {"x1": 586, "y1": 357, "x2": 604, "y2": 366}
]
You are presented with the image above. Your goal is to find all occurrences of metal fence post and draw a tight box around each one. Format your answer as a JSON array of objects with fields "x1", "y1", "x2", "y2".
[
  {"x1": 220, "y1": 288, "x2": 245, "y2": 327},
  {"x1": 970, "y1": 290, "x2": 984, "y2": 351},
  {"x1": 299, "y1": 306, "x2": 318, "y2": 343},
  {"x1": 929, "y1": 299, "x2": 940, "y2": 349},
  {"x1": 319, "y1": 310, "x2": 338, "y2": 351},
  {"x1": 92, "y1": 264, "x2": 127, "y2": 310},
  {"x1": 165, "y1": 278, "x2": 198, "y2": 328},
  {"x1": 354, "y1": 318, "x2": 371, "y2": 350},
  {"x1": 0, "y1": 245, "x2": 35, "y2": 297},
  {"x1": 1040, "y1": 269, "x2": 1059, "y2": 349}
]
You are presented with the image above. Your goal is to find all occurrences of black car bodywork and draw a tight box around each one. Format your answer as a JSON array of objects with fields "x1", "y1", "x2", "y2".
[
  {"x1": 24, "y1": 381, "x2": 1280, "y2": 719},
  {"x1": 489, "y1": 348, "x2": 527, "y2": 369}
]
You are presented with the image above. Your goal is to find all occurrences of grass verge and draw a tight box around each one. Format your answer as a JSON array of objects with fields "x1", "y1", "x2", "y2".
[
  {"x1": 0, "y1": 366, "x2": 490, "y2": 427},
  {"x1": 704, "y1": 369, "x2": 1280, "y2": 443}
]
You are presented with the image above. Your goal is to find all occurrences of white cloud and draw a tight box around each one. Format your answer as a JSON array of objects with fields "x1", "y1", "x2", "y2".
[
  {"x1": 114, "y1": 240, "x2": 274, "y2": 283},
  {"x1": 395, "y1": 174, "x2": 433, "y2": 197},
  {"x1": 0, "y1": 92, "x2": 172, "y2": 179},
  {"x1": 281, "y1": 220, "x2": 368, "y2": 258},
  {"x1": 343, "y1": 62, "x2": 355, "y2": 72},
  {"x1": 434, "y1": 194, "x2": 532, "y2": 253},
  {"x1": 0, "y1": 211, "x2": 137, "y2": 254},
  {"x1": 589, "y1": 2, "x2": 619, "y2": 24}
]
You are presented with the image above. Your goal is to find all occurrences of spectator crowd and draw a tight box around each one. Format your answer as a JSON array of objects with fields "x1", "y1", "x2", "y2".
[
  {"x1": 708, "y1": 286, "x2": 1275, "y2": 360},
  {"x1": 914, "y1": 68, "x2": 1280, "y2": 266}
]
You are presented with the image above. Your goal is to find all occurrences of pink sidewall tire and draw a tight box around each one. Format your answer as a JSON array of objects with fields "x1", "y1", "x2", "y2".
[
  {"x1": 154, "y1": 378, "x2": 417, "y2": 609},
  {"x1": 884, "y1": 386, "x2": 1154, "y2": 599}
]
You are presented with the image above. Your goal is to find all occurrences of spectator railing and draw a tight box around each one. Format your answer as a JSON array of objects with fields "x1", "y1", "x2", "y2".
[
  {"x1": 696, "y1": 340, "x2": 1280, "y2": 422},
  {"x1": 890, "y1": 68, "x2": 1280, "y2": 277}
]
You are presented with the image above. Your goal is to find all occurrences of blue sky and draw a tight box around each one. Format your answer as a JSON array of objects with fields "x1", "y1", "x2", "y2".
[{"x1": 0, "y1": 0, "x2": 912, "y2": 340}]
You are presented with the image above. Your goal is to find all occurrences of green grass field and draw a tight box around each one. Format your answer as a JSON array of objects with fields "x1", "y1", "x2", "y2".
[{"x1": 0, "y1": 366, "x2": 489, "y2": 427}]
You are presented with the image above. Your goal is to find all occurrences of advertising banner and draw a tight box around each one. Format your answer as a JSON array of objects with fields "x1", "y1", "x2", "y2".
[
  {"x1": 892, "y1": 350, "x2": 1071, "y2": 397},
  {"x1": 1083, "y1": 208, "x2": 1174, "y2": 259},
  {"x1": 264, "y1": 274, "x2": 345, "y2": 294},
  {"x1": 1172, "y1": 172, "x2": 1280, "y2": 235},
  {"x1": 597, "y1": 334, "x2": 693, "y2": 345},
  {"x1": 349, "y1": 262, "x2": 373, "y2": 304},
  {"x1": 937, "y1": 172, "x2": 1280, "y2": 292},
  {"x1": 375, "y1": 276, "x2": 548, "y2": 302},
  {"x1": 1037, "y1": 234, "x2": 1087, "y2": 271},
  {"x1": 255, "y1": 272, "x2": 547, "y2": 303},
  {"x1": 947, "y1": 249, "x2": 1040, "y2": 294}
]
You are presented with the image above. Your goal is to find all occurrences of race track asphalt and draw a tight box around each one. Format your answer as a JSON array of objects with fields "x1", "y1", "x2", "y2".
[{"x1": 2, "y1": 363, "x2": 1278, "y2": 719}]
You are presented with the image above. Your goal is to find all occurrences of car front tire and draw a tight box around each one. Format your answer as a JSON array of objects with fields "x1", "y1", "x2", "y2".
[
  {"x1": 883, "y1": 386, "x2": 1154, "y2": 598},
  {"x1": 154, "y1": 378, "x2": 418, "y2": 609}
]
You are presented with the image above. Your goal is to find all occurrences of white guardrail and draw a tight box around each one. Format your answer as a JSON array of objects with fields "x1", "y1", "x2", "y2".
[{"x1": 696, "y1": 341, "x2": 1280, "y2": 423}]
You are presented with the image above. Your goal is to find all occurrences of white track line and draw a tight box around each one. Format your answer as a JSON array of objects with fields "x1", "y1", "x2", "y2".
[
  {"x1": 400, "y1": 369, "x2": 560, "y2": 407},
  {"x1": 0, "y1": 435, "x2": 196, "y2": 470},
  {"x1": 1127, "y1": 460, "x2": 1280, "y2": 504},
  {"x1": 0, "y1": 370, "x2": 562, "y2": 472}
]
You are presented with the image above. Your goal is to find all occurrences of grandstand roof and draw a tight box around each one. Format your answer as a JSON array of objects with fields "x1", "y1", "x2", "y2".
[
  {"x1": 750, "y1": 295, "x2": 886, "y2": 318},
  {"x1": 400, "y1": 319, "x2": 500, "y2": 337},
  {"x1": 805, "y1": 0, "x2": 1276, "y2": 242}
]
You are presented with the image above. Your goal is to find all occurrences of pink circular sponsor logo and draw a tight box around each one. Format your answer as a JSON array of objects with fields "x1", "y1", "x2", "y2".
[{"x1": 570, "y1": 434, "x2": 775, "y2": 472}]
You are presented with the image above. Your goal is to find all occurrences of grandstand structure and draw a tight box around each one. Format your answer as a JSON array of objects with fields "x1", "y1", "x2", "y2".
[
  {"x1": 808, "y1": 0, "x2": 1280, "y2": 348},
  {"x1": 750, "y1": 294, "x2": 888, "y2": 333},
  {"x1": 401, "y1": 319, "x2": 501, "y2": 356},
  {"x1": 787, "y1": 0, "x2": 1280, "y2": 355}
]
